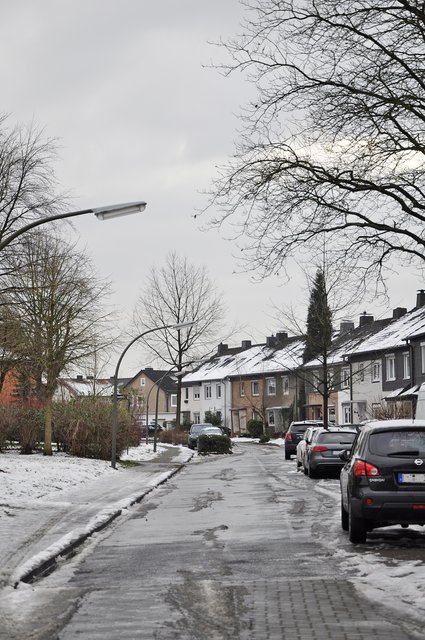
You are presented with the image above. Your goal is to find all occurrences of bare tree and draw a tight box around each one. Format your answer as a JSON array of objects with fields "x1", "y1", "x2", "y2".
[
  {"x1": 207, "y1": 1, "x2": 425, "y2": 294},
  {"x1": 2, "y1": 231, "x2": 113, "y2": 455},
  {"x1": 134, "y1": 252, "x2": 226, "y2": 428},
  {"x1": 0, "y1": 116, "x2": 65, "y2": 260}
]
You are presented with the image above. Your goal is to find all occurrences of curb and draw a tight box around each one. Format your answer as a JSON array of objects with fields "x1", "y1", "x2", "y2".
[{"x1": 12, "y1": 457, "x2": 192, "y2": 589}]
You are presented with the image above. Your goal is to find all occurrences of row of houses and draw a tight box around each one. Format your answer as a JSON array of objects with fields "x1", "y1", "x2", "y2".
[
  {"x1": 177, "y1": 290, "x2": 425, "y2": 432},
  {"x1": 5, "y1": 290, "x2": 425, "y2": 435}
]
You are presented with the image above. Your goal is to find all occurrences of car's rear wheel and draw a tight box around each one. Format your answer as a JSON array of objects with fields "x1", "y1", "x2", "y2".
[
  {"x1": 307, "y1": 464, "x2": 317, "y2": 479},
  {"x1": 341, "y1": 500, "x2": 349, "y2": 531},
  {"x1": 348, "y1": 502, "x2": 367, "y2": 543}
]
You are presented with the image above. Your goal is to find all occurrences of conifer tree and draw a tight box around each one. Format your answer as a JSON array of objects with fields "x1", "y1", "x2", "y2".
[{"x1": 303, "y1": 269, "x2": 333, "y2": 427}]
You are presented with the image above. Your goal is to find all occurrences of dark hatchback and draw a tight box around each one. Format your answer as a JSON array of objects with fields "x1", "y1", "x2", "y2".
[
  {"x1": 284, "y1": 420, "x2": 324, "y2": 460},
  {"x1": 340, "y1": 419, "x2": 425, "y2": 543}
]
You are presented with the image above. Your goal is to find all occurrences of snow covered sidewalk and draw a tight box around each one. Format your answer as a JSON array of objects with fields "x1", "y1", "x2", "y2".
[{"x1": 0, "y1": 444, "x2": 192, "y2": 588}]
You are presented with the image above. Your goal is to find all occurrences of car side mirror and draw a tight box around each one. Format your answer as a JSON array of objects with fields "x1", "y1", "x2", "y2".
[{"x1": 339, "y1": 449, "x2": 351, "y2": 461}]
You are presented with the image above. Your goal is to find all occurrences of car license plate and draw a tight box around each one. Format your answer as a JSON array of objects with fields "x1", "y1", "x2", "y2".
[{"x1": 398, "y1": 473, "x2": 425, "y2": 484}]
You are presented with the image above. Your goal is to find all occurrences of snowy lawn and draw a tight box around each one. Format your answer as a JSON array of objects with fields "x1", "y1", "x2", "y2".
[{"x1": 0, "y1": 442, "x2": 184, "y2": 502}]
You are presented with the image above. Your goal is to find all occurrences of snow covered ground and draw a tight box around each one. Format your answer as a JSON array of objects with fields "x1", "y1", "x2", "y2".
[{"x1": 0, "y1": 442, "x2": 186, "y2": 502}]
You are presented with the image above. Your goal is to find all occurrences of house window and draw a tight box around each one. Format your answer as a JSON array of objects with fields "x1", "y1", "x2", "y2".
[
  {"x1": 204, "y1": 385, "x2": 212, "y2": 399},
  {"x1": 139, "y1": 377, "x2": 145, "y2": 387},
  {"x1": 342, "y1": 404, "x2": 352, "y2": 424},
  {"x1": 328, "y1": 406, "x2": 336, "y2": 424},
  {"x1": 240, "y1": 381, "x2": 245, "y2": 397},
  {"x1": 421, "y1": 342, "x2": 425, "y2": 374},
  {"x1": 357, "y1": 365, "x2": 365, "y2": 383},
  {"x1": 403, "y1": 352, "x2": 410, "y2": 380},
  {"x1": 193, "y1": 412, "x2": 200, "y2": 424},
  {"x1": 282, "y1": 376, "x2": 289, "y2": 395},
  {"x1": 194, "y1": 387, "x2": 200, "y2": 400},
  {"x1": 341, "y1": 367, "x2": 350, "y2": 390},
  {"x1": 170, "y1": 394, "x2": 177, "y2": 407},
  {"x1": 266, "y1": 377, "x2": 276, "y2": 396},
  {"x1": 385, "y1": 354, "x2": 395, "y2": 381},
  {"x1": 251, "y1": 381, "x2": 259, "y2": 396},
  {"x1": 267, "y1": 410, "x2": 275, "y2": 427},
  {"x1": 216, "y1": 384, "x2": 222, "y2": 399},
  {"x1": 372, "y1": 361, "x2": 381, "y2": 382},
  {"x1": 312, "y1": 370, "x2": 320, "y2": 388},
  {"x1": 184, "y1": 387, "x2": 189, "y2": 400},
  {"x1": 327, "y1": 368, "x2": 334, "y2": 389}
]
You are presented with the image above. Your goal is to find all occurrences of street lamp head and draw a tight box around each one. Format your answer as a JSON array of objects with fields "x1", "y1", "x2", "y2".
[
  {"x1": 94, "y1": 201, "x2": 147, "y2": 221},
  {"x1": 171, "y1": 321, "x2": 195, "y2": 330}
]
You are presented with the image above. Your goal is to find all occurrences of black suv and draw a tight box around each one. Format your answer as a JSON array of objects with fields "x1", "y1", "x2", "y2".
[
  {"x1": 340, "y1": 419, "x2": 425, "y2": 543},
  {"x1": 284, "y1": 420, "x2": 324, "y2": 460}
]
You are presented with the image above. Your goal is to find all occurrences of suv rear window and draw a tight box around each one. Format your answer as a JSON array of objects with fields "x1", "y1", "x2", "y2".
[
  {"x1": 369, "y1": 429, "x2": 425, "y2": 456},
  {"x1": 291, "y1": 424, "x2": 309, "y2": 434},
  {"x1": 317, "y1": 432, "x2": 356, "y2": 445}
]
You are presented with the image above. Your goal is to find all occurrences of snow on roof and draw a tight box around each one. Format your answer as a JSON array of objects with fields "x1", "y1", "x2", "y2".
[
  {"x1": 59, "y1": 379, "x2": 113, "y2": 397},
  {"x1": 346, "y1": 306, "x2": 425, "y2": 357},
  {"x1": 182, "y1": 339, "x2": 304, "y2": 383}
]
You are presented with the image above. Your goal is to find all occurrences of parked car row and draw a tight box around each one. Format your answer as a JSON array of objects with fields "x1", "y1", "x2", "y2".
[{"x1": 286, "y1": 419, "x2": 425, "y2": 545}]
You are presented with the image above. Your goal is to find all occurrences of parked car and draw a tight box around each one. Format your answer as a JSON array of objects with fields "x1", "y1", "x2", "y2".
[
  {"x1": 296, "y1": 425, "x2": 322, "y2": 471},
  {"x1": 340, "y1": 419, "x2": 425, "y2": 544},
  {"x1": 305, "y1": 427, "x2": 357, "y2": 478},
  {"x1": 141, "y1": 423, "x2": 163, "y2": 437},
  {"x1": 187, "y1": 423, "x2": 214, "y2": 449},
  {"x1": 284, "y1": 420, "x2": 324, "y2": 460}
]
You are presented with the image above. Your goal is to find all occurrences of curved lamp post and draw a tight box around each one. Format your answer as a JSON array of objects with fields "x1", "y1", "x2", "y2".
[
  {"x1": 0, "y1": 201, "x2": 147, "y2": 252},
  {"x1": 0, "y1": 200, "x2": 146, "y2": 457},
  {"x1": 111, "y1": 321, "x2": 194, "y2": 468}
]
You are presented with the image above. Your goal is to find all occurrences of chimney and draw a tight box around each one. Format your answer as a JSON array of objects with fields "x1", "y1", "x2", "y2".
[
  {"x1": 241, "y1": 340, "x2": 252, "y2": 349},
  {"x1": 359, "y1": 312, "x2": 374, "y2": 327},
  {"x1": 266, "y1": 335, "x2": 276, "y2": 347},
  {"x1": 217, "y1": 342, "x2": 229, "y2": 355},
  {"x1": 417, "y1": 290, "x2": 425, "y2": 308},
  {"x1": 393, "y1": 307, "x2": 407, "y2": 320},
  {"x1": 339, "y1": 320, "x2": 355, "y2": 334},
  {"x1": 276, "y1": 331, "x2": 288, "y2": 342}
]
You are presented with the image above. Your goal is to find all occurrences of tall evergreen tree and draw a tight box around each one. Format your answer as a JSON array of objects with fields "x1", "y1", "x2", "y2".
[{"x1": 303, "y1": 269, "x2": 333, "y2": 427}]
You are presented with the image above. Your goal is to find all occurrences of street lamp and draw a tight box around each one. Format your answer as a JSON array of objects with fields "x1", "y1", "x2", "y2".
[
  {"x1": 0, "y1": 201, "x2": 147, "y2": 252},
  {"x1": 110, "y1": 321, "x2": 194, "y2": 468}
]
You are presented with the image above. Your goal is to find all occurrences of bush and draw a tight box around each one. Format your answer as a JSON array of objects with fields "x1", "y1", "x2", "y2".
[
  {"x1": 197, "y1": 434, "x2": 232, "y2": 455},
  {"x1": 16, "y1": 408, "x2": 44, "y2": 454},
  {"x1": 204, "y1": 410, "x2": 222, "y2": 426},
  {"x1": 158, "y1": 430, "x2": 188, "y2": 445},
  {"x1": 259, "y1": 434, "x2": 270, "y2": 444},
  {"x1": 246, "y1": 419, "x2": 264, "y2": 438},
  {"x1": 0, "y1": 405, "x2": 19, "y2": 451},
  {"x1": 53, "y1": 399, "x2": 136, "y2": 460}
]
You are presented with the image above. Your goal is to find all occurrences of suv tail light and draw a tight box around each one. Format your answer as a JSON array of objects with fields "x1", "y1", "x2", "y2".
[
  {"x1": 311, "y1": 445, "x2": 328, "y2": 453},
  {"x1": 353, "y1": 460, "x2": 381, "y2": 477},
  {"x1": 285, "y1": 432, "x2": 292, "y2": 441}
]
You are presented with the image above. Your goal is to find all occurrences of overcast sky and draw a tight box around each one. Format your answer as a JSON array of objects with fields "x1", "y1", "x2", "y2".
[{"x1": 1, "y1": 1, "x2": 423, "y2": 376}]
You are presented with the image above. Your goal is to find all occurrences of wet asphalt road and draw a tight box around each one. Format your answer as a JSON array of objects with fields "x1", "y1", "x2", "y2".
[{"x1": 4, "y1": 444, "x2": 424, "y2": 639}]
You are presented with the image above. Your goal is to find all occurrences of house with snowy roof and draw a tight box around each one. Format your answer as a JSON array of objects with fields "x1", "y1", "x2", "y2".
[
  {"x1": 54, "y1": 376, "x2": 113, "y2": 401},
  {"x1": 122, "y1": 367, "x2": 178, "y2": 428},
  {"x1": 181, "y1": 333, "x2": 304, "y2": 434},
  {"x1": 301, "y1": 314, "x2": 394, "y2": 425},
  {"x1": 344, "y1": 291, "x2": 425, "y2": 421}
]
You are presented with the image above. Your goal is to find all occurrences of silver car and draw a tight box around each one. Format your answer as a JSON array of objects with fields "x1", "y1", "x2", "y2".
[{"x1": 296, "y1": 426, "x2": 322, "y2": 472}]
